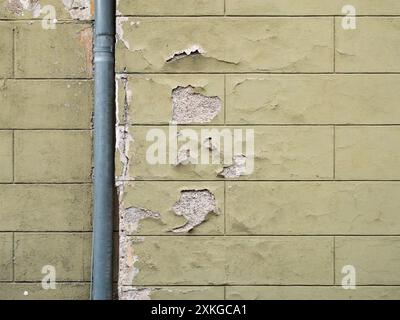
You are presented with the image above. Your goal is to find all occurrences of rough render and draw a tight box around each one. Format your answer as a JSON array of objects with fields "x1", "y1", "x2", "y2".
[
  {"x1": 171, "y1": 190, "x2": 218, "y2": 233},
  {"x1": 172, "y1": 86, "x2": 221, "y2": 124}
]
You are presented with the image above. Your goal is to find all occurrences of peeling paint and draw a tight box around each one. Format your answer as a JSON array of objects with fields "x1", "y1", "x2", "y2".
[
  {"x1": 116, "y1": 17, "x2": 130, "y2": 50},
  {"x1": 122, "y1": 207, "x2": 161, "y2": 233},
  {"x1": 166, "y1": 45, "x2": 205, "y2": 63},
  {"x1": 172, "y1": 86, "x2": 221, "y2": 124},
  {"x1": 115, "y1": 74, "x2": 134, "y2": 182},
  {"x1": 5, "y1": 0, "x2": 41, "y2": 17},
  {"x1": 62, "y1": 0, "x2": 91, "y2": 20},
  {"x1": 118, "y1": 236, "x2": 143, "y2": 293},
  {"x1": 119, "y1": 287, "x2": 152, "y2": 300},
  {"x1": 117, "y1": 75, "x2": 137, "y2": 300},
  {"x1": 218, "y1": 155, "x2": 247, "y2": 178},
  {"x1": 172, "y1": 189, "x2": 218, "y2": 233}
]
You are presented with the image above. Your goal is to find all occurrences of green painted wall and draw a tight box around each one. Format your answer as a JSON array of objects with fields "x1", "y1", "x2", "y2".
[
  {"x1": 0, "y1": 0, "x2": 93, "y2": 299},
  {"x1": 116, "y1": 0, "x2": 400, "y2": 300},
  {"x1": 1, "y1": 0, "x2": 400, "y2": 300}
]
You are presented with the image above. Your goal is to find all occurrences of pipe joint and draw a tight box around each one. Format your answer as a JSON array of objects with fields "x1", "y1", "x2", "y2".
[{"x1": 94, "y1": 34, "x2": 115, "y2": 54}]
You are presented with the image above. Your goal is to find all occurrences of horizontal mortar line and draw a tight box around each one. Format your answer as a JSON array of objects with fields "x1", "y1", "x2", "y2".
[
  {"x1": 126, "y1": 234, "x2": 400, "y2": 237},
  {"x1": 5, "y1": 230, "x2": 121, "y2": 234},
  {"x1": 0, "y1": 281, "x2": 91, "y2": 284},
  {"x1": 12, "y1": 77, "x2": 93, "y2": 80},
  {"x1": 0, "y1": 19, "x2": 93, "y2": 23},
  {"x1": 117, "y1": 180, "x2": 400, "y2": 182},
  {"x1": 5, "y1": 125, "x2": 400, "y2": 130},
  {"x1": 117, "y1": 72, "x2": 400, "y2": 75},
  {"x1": 126, "y1": 124, "x2": 400, "y2": 127},
  {"x1": 9, "y1": 281, "x2": 91, "y2": 284},
  {"x1": 117, "y1": 15, "x2": 400, "y2": 18},
  {"x1": 122, "y1": 285, "x2": 227, "y2": 288},
  {"x1": 123, "y1": 284, "x2": 400, "y2": 287},
  {"x1": 0, "y1": 182, "x2": 92, "y2": 185},
  {"x1": 0, "y1": 128, "x2": 92, "y2": 131},
  {"x1": 0, "y1": 230, "x2": 92, "y2": 234},
  {"x1": 3, "y1": 78, "x2": 93, "y2": 81}
]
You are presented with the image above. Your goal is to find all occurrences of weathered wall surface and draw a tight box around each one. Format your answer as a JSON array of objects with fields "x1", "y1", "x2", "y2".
[
  {"x1": 116, "y1": 1, "x2": 400, "y2": 299},
  {"x1": 0, "y1": 0, "x2": 93, "y2": 299}
]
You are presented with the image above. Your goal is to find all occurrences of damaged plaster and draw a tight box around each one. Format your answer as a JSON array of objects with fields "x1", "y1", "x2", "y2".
[
  {"x1": 62, "y1": 0, "x2": 92, "y2": 20},
  {"x1": 172, "y1": 189, "x2": 218, "y2": 233},
  {"x1": 116, "y1": 17, "x2": 130, "y2": 50},
  {"x1": 5, "y1": 0, "x2": 92, "y2": 19},
  {"x1": 117, "y1": 75, "x2": 137, "y2": 300},
  {"x1": 121, "y1": 207, "x2": 161, "y2": 234},
  {"x1": 176, "y1": 147, "x2": 194, "y2": 166},
  {"x1": 172, "y1": 86, "x2": 221, "y2": 124},
  {"x1": 115, "y1": 74, "x2": 133, "y2": 182},
  {"x1": 218, "y1": 155, "x2": 247, "y2": 178},
  {"x1": 119, "y1": 236, "x2": 143, "y2": 291},
  {"x1": 115, "y1": 18, "x2": 332, "y2": 72},
  {"x1": 119, "y1": 287, "x2": 152, "y2": 300},
  {"x1": 5, "y1": 0, "x2": 41, "y2": 17},
  {"x1": 166, "y1": 45, "x2": 205, "y2": 63}
]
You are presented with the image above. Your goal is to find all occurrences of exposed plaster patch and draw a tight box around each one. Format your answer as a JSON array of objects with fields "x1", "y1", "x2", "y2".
[
  {"x1": 122, "y1": 207, "x2": 161, "y2": 234},
  {"x1": 116, "y1": 17, "x2": 130, "y2": 50},
  {"x1": 172, "y1": 190, "x2": 218, "y2": 233},
  {"x1": 116, "y1": 75, "x2": 137, "y2": 300},
  {"x1": 5, "y1": 0, "x2": 41, "y2": 17},
  {"x1": 218, "y1": 155, "x2": 247, "y2": 178},
  {"x1": 62, "y1": 0, "x2": 91, "y2": 20},
  {"x1": 118, "y1": 236, "x2": 143, "y2": 291},
  {"x1": 172, "y1": 86, "x2": 221, "y2": 124},
  {"x1": 116, "y1": 124, "x2": 134, "y2": 182},
  {"x1": 77, "y1": 27, "x2": 93, "y2": 76},
  {"x1": 119, "y1": 287, "x2": 152, "y2": 300},
  {"x1": 166, "y1": 45, "x2": 205, "y2": 63},
  {"x1": 115, "y1": 74, "x2": 134, "y2": 182},
  {"x1": 176, "y1": 148, "x2": 193, "y2": 166}
]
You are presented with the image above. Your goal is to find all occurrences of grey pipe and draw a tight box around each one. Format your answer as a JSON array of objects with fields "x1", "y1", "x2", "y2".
[{"x1": 91, "y1": 0, "x2": 115, "y2": 300}]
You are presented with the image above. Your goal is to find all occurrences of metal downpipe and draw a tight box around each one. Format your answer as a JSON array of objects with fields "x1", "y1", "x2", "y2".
[{"x1": 91, "y1": 0, "x2": 115, "y2": 300}]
